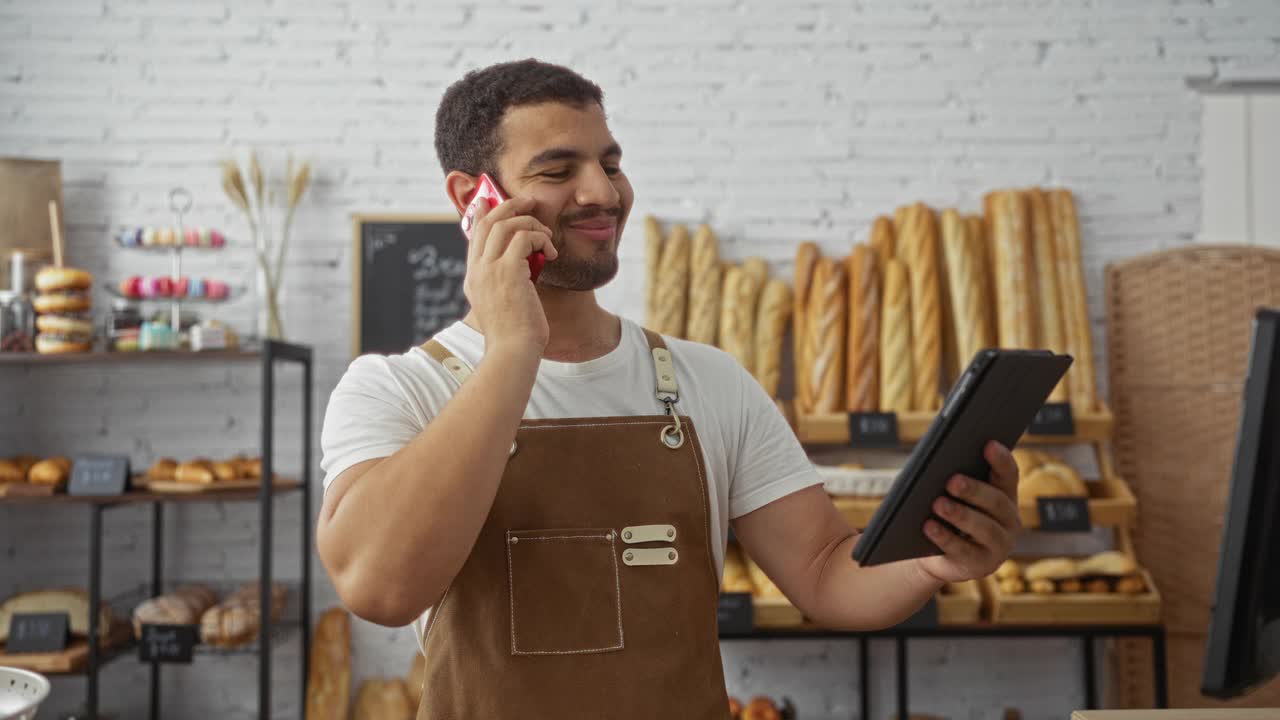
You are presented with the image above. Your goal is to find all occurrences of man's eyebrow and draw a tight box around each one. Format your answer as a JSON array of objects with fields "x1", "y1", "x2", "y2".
[{"x1": 524, "y1": 143, "x2": 623, "y2": 170}]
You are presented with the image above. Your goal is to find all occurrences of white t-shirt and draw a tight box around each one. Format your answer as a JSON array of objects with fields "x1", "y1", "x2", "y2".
[{"x1": 320, "y1": 316, "x2": 822, "y2": 617}]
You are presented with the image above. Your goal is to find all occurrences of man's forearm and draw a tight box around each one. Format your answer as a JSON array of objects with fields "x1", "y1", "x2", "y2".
[
  {"x1": 321, "y1": 343, "x2": 541, "y2": 624},
  {"x1": 804, "y1": 533, "x2": 944, "y2": 631}
]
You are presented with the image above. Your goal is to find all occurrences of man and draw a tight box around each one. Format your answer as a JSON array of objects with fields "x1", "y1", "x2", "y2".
[{"x1": 318, "y1": 59, "x2": 1021, "y2": 718}]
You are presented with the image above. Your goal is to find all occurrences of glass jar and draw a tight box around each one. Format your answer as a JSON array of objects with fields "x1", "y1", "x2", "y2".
[
  {"x1": 105, "y1": 298, "x2": 143, "y2": 352},
  {"x1": 0, "y1": 290, "x2": 35, "y2": 352}
]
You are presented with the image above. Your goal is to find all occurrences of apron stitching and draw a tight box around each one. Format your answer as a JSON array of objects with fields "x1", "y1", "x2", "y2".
[
  {"x1": 519, "y1": 419, "x2": 670, "y2": 430},
  {"x1": 684, "y1": 426, "x2": 720, "y2": 596},
  {"x1": 506, "y1": 530, "x2": 626, "y2": 656}
]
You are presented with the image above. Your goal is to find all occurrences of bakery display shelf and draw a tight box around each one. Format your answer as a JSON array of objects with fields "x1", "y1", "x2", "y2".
[
  {"x1": 792, "y1": 403, "x2": 1115, "y2": 446},
  {"x1": 0, "y1": 621, "x2": 134, "y2": 676},
  {"x1": 0, "y1": 348, "x2": 264, "y2": 365},
  {"x1": 980, "y1": 568, "x2": 1161, "y2": 626},
  {"x1": 0, "y1": 479, "x2": 301, "y2": 506},
  {"x1": 103, "y1": 284, "x2": 245, "y2": 304},
  {"x1": 937, "y1": 579, "x2": 982, "y2": 624}
]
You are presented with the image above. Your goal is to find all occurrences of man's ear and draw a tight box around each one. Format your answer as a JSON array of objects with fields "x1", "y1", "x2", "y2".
[{"x1": 445, "y1": 171, "x2": 480, "y2": 216}]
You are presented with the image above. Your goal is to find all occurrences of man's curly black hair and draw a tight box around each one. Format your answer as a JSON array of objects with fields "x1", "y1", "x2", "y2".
[{"x1": 434, "y1": 59, "x2": 605, "y2": 177}]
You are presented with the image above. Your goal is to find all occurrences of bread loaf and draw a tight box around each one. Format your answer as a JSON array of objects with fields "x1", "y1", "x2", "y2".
[
  {"x1": 1078, "y1": 551, "x2": 1137, "y2": 577},
  {"x1": 965, "y1": 213, "x2": 996, "y2": 345},
  {"x1": 730, "y1": 258, "x2": 768, "y2": 371},
  {"x1": 132, "y1": 584, "x2": 217, "y2": 638},
  {"x1": 644, "y1": 216, "x2": 663, "y2": 329},
  {"x1": 306, "y1": 607, "x2": 351, "y2": 720},
  {"x1": 869, "y1": 216, "x2": 895, "y2": 267},
  {"x1": 1049, "y1": 189, "x2": 1098, "y2": 413},
  {"x1": 685, "y1": 224, "x2": 721, "y2": 345},
  {"x1": 892, "y1": 204, "x2": 911, "y2": 244},
  {"x1": 199, "y1": 582, "x2": 287, "y2": 648},
  {"x1": 792, "y1": 242, "x2": 820, "y2": 414},
  {"x1": 754, "y1": 279, "x2": 792, "y2": 397},
  {"x1": 653, "y1": 224, "x2": 690, "y2": 338},
  {"x1": 845, "y1": 244, "x2": 879, "y2": 412},
  {"x1": 987, "y1": 191, "x2": 1035, "y2": 348},
  {"x1": 0, "y1": 458, "x2": 23, "y2": 484},
  {"x1": 1027, "y1": 188, "x2": 1069, "y2": 402},
  {"x1": 28, "y1": 456, "x2": 71, "y2": 486},
  {"x1": 0, "y1": 588, "x2": 112, "y2": 642},
  {"x1": 718, "y1": 264, "x2": 746, "y2": 365},
  {"x1": 1024, "y1": 557, "x2": 1079, "y2": 581},
  {"x1": 804, "y1": 257, "x2": 847, "y2": 413},
  {"x1": 176, "y1": 459, "x2": 215, "y2": 484},
  {"x1": 879, "y1": 259, "x2": 913, "y2": 414},
  {"x1": 353, "y1": 678, "x2": 413, "y2": 720},
  {"x1": 901, "y1": 204, "x2": 942, "y2": 411},
  {"x1": 940, "y1": 209, "x2": 995, "y2": 375}
]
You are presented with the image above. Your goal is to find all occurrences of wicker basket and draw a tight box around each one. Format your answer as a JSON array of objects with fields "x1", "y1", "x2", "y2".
[{"x1": 1104, "y1": 244, "x2": 1280, "y2": 707}]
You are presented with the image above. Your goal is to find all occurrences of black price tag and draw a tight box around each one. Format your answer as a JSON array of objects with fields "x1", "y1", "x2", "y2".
[
  {"x1": 893, "y1": 596, "x2": 939, "y2": 630},
  {"x1": 1028, "y1": 402, "x2": 1075, "y2": 436},
  {"x1": 1036, "y1": 496, "x2": 1092, "y2": 532},
  {"x1": 138, "y1": 624, "x2": 197, "y2": 664},
  {"x1": 6, "y1": 612, "x2": 69, "y2": 653},
  {"x1": 847, "y1": 412, "x2": 899, "y2": 448},
  {"x1": 717, "y1": 593, "x2": 754, "y2": 634},
  {"x1": 68, "y1": 455, "x2": 131, "y2": 497}
]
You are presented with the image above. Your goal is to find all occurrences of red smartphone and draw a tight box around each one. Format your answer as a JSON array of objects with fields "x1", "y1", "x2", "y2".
[{"x1": 461, "y1": 173, "x2": 546, "y2": 283}]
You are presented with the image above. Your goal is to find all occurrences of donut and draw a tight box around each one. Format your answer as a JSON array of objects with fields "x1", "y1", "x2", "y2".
[
  {"x1": 35, "y1": 334, "x2": 93, "y2": 354},
  {"x1": 35, "y1": 314, "x2": 94, "y2": 337},
  {"x1": 33, "y1": 291, "x2": 91, "y2": 314},
  {"x1": 34, "y1": 266, "x2": 93, "y2": 292}
]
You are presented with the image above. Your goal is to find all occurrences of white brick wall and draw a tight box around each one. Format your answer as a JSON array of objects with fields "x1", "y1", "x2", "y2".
[{"x1": 2, "y1": 0, "x2": 1277, "y2": 717}]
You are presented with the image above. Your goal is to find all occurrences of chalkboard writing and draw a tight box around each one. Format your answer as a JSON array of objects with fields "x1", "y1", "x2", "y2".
[
  {"x1": 7, "y1": 612, "x2": 69, "y2": 653},
  {"x1": 352, "y1": 215, "x2": 470, "y2": 356},
  {"x1": 847, "y1": 412, "x2": 900, "y2": 448},
  {"x1": 717, "y1": 593, "x2": 754, "y2": 634},
  {"x1": 1029, "y1": 402, "x2": 1076, "y2": 436},
  {"x1": 892, "y1": 596, "x2": 939, "y2": 630},
  {"x1": 139, "y1": 624, "x2": 197, "y2": 663},
  {"x1": 1037, "y1": 496, "x2": 1092, "y2": 532},
  {"x1": 68, "y1": 455, "x2": 130, "y2": 497}
]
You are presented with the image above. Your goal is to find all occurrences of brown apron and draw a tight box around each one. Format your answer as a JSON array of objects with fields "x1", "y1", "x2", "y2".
[{"x1": 414, "y1": 328, "x2": 730, "y2": 719}]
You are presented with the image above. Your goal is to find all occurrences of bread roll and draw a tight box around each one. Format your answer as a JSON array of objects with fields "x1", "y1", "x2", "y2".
[
  {"x1": 901, "y1": 204, "x2": 942, "y2": 410},
  {"x1": 1085, "y1": 578, "x2": 1112, "y2": 594},
  {"x1": 1115, "y1": 575, "x2": 1146, "y2": 595},
  {"x1": 940, "y1": 209, "x2": 995, "y2": 377},
  {"x1": 176, "y1": 459, "x2": 215, "y2": 484},
  {"x1": 987, "y1": 191, "x2": 1035, "y2": 349},
  {"x1": 644, "y1": 216, "x2": 663, "y2": 329},
  {"x1": 1049, "y1": 189, "x2": 1098, "y2": 413},
  {"x1": 995, "y1": 559, "x2": 1021, "y2": 580},
  {"x1": 742, "y1": 696, "x2": 783, "y2": 720},
  {"x1": 845, "y1": 244, "x2": 879, "y2": 412},
  {"x1": 146, "y1": 458, "x2": 177, "y2": 482},
  {"x1": 869, "y1": 215, "x2": 895, "y2": 267},
  {"x1": 792, "y1": 242, "x2": 821, "y2": 414},
  {"x1": 879, "y1": 259, "x2": 913, "y2": 414},
  {"x1": 685, "y1": 224, "x2": 721, "y2": 345},
  {"x1": 1059, "y1": 578, "x2": 1083, "y2": 594},
  {"x1": 28, "y1": 457, "x2": 71, "y2": 486},
  {"x1": 1030, "y1": 578, "x2": 1057, "y2": 595},
  {"x1": 353, "y1": 678, "x2": 413, "y2": 720},
  {"x1": 999, "y1": 577, "x2": 1026, "y2": 595},
  {"x1": 13, "y1": 455, "x2": 38, "y2": 476},
  {"x1": 0, "y1": 459, "x2": 23, "y2": 484},
  {"x1": 804, "y1": 257, "x2": 847, "y2": 413},
  {"x1": 306, "y1": 607, "x2": 351, "y2": 720},
  {"x1": 1027, "y1": 188, "x2": 1069, "y2": 402},
  {"x1": 653, "y1": 224, "x2": 690, "y2": 338},
  {"x1": 754, "y1": 279, "x2": 792, "y2": 397}
]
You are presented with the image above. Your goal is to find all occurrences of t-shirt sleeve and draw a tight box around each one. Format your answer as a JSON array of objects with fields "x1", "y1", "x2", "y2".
[
  {"x1": 727, "y1": 362, "x2": 823, "y2": 519},
  {"x1": 320, "y1": 355, "x2": 429, "y2": 491}
]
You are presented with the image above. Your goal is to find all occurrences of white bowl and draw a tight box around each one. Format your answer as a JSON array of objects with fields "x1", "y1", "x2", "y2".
[{"x1": 0, "y1": 667, "x2": 50, "y2": 720}]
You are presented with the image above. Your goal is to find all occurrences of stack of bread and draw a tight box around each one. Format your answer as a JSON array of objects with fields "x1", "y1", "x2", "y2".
[
  {"x1": 0, "y1": 454, "x2": 73, "y2": 490},
  {"x1": 644, "y1": 216, "x2": 793, "y2": 398},
  {"x1": 32, "y1": 266, "x2": 94, "y2": 354},
  {"x1": 993, "y1": 551, "x2": 1147, "y2": 596},
  {"x1": 145, "y1": 454, "x2": 264, "y2": 485},
  {"x1": 790, "y1": 187, "x2": 1099, "y2": 418}
]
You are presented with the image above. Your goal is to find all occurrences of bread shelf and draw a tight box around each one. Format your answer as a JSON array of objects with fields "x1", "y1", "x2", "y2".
[
  {"x1": 938, "y1": 580, "x2": 983, "y2": 625},
  {"x1": 981, "y1": 567, "x2": 1161, "y2": 625},
  {"x1": 791, "y1": 403, "x2": 1115, "y2": 447},
  {"x1": 0, "y1": 349, "x2": 264, "y2": 365},
  {"x1": 0, "y1": 479, "x2": 302, "y2": 506},
  {"x1": 0, "y1": 621, "x2": 134, "y2": 675}
]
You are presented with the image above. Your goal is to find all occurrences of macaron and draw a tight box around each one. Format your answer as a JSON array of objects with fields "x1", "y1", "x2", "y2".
[
  {"x1": 209, "y1": 230, "x2": 225, "y2": 248},
  {"x1": 173, "y1": 276, "x2": 190, "y2": 298},
  {"x1": 184, "y1": 228, "x2": 200, "y2": 247},
  {"x1": 206, "y1": 280, "x2": 228, "y2": 300}
]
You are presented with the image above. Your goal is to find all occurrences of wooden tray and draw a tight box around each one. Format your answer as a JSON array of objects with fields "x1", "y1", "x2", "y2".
[
  {"x1": 793, "y1": 404, "x2": 1115, "y2": 446},
  {"x1": 938, "y1": 580, "x2": 982, "y2": 624},
  {"x1": 0, "y1": 483, "x2": 57, "y2": 497},
  {"x1": 133, "y1": 475, "x2": 285, "y2": 494},
  {"x1": 0, "y1": 621, "x2": 131, "y2": 674},
  {"x1": 981, "y1": 567, "x2": 1162, "y2": 625}
]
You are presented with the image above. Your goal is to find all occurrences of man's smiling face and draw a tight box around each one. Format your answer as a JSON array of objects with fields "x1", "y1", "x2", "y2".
[{"x1": 490, "y1": 101, "x2": 634, "y2": 291}]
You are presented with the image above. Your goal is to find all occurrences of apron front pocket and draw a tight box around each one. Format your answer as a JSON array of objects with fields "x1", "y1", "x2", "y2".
[{"x1": 505, "y1": 528, "x2": 624, "y2": 656}]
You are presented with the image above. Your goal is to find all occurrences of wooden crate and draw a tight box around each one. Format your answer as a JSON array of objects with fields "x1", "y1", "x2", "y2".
[
  {"x1": 938, "y1": 580, "x2": 982, "y2": 624},
  {"x1": 793, "y1": 404, "x2": 1115, "y2": 447},
  {"x1": 982, "y1": 567, "x2": 1162, "y2": 625}
]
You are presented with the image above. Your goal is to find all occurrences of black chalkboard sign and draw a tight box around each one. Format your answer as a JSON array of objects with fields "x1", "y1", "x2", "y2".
[
  {"x1": 717, "y1": 593, "x2": 754, "y2": 634},
  {"x1": 7, "y1": 612, "x2": 69, "y2": 653},
  {"x1": 68, "y1": 455, "x2": 130, "y2": 497},
  {"x1": 139, "y1": 624, "x2": 197, "y2": 663},
  {"x1": 1029, "y1": 402, "x2": 1075, "y2": 436},
  {"x1": 352, "y1": 214, "x2": 469, "y2": 356},
  {"x1": 847, "y1": 412, "x2": 899, "y2": 448},
  {"x1": 1037, "y1": 496, "x2": 1092, "y2": 532}
]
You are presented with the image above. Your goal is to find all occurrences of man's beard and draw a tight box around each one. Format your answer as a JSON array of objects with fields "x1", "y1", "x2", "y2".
[{"x1": 535, "y1": 231, "x2": 620, "y2": 291}]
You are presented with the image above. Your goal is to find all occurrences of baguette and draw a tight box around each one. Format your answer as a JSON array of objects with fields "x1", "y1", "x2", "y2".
[
  {"x1": 754, "y1": 279, "x2": 792, "y2": 397},
  {"x1": 845, "y1": 244, "x2": 879, "y2": 412},
  {"x1": 353, "y1": 678, "x2": 413, "y2": 720},
  {"x1": 1049, "y1": 189, "x2": 1098, "y2": 413},
  {"x1": 644, "y1": 216, "x2": 664, "y2": 329},
  {"x1": 901, "y1": 203, "x2": 942, "y2": 411},
  {"x1": 879, "y1": 259, "x2": 913, "y2": 414},
  {"x1": 792, "y1": 242, "x2": 821, "y2": 414},
  {"x1": 686, "y1": 224, "x2": 721, "y2": 345},
  {"x1": 965, "y1": 213, "x2": 995, "y2": 344},
  {"x1": 1027, "y1": 188, "x2": 1069, "y2": 402},
  {"x1": 869, "y1": 215, "x2": 895, "y2": 268},
  {"x1": 892, "y1": 204, "x2": 911, "y2": 246},
  {"x1": 940, "y1": 209, "x2": 995, "y2": 374},
  {"x1": 718, "y1": 264, "x2": 743, "y2": 358},
  {"x1": 731, "y1": 257, "x2": 768, "y2": 372},
  {"x1": 306, "y1": 607, "x2": 351, "y2": 720},
  {"x1": 653, "y1": 224, "x2": 691, "y2": 338},
  {"x1": 987, "y1": 191, "x2": 1035, "y2": 348},
  {"x1": 804, "y1": 257, "x2": 847, "y2": 413}
]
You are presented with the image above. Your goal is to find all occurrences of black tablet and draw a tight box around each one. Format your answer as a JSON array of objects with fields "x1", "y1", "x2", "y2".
[{"x1": 851, "y1": 349, "x2": 1073, "y2": 566}]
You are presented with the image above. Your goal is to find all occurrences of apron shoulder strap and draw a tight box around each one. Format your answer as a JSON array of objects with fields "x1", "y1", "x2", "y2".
[
  {"x1": 641, "y1": 327, "x2": 680, "y2": 407},
  {"x1": 420, "y1": 338, "x2": 474, "y2": 385}
]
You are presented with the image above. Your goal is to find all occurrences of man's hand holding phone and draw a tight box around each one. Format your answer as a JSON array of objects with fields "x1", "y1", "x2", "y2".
[{"x1": 461, "y1": 191, "x2": 559, "y2": 354}]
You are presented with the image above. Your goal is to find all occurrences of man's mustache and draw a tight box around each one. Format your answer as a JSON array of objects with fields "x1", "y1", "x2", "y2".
[{"x1": 560, "y1": 206, "x2": 623, "y2": 224}]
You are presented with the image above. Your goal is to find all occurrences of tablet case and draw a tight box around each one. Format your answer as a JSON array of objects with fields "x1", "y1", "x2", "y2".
[{"x1": 851, "y1": 349, "x2": 1073, "y2": 566}]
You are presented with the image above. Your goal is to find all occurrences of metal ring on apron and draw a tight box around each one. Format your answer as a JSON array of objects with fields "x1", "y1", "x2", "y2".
[{"x1": 661, "y1": 400, "x2": 685, "y2": 449}]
